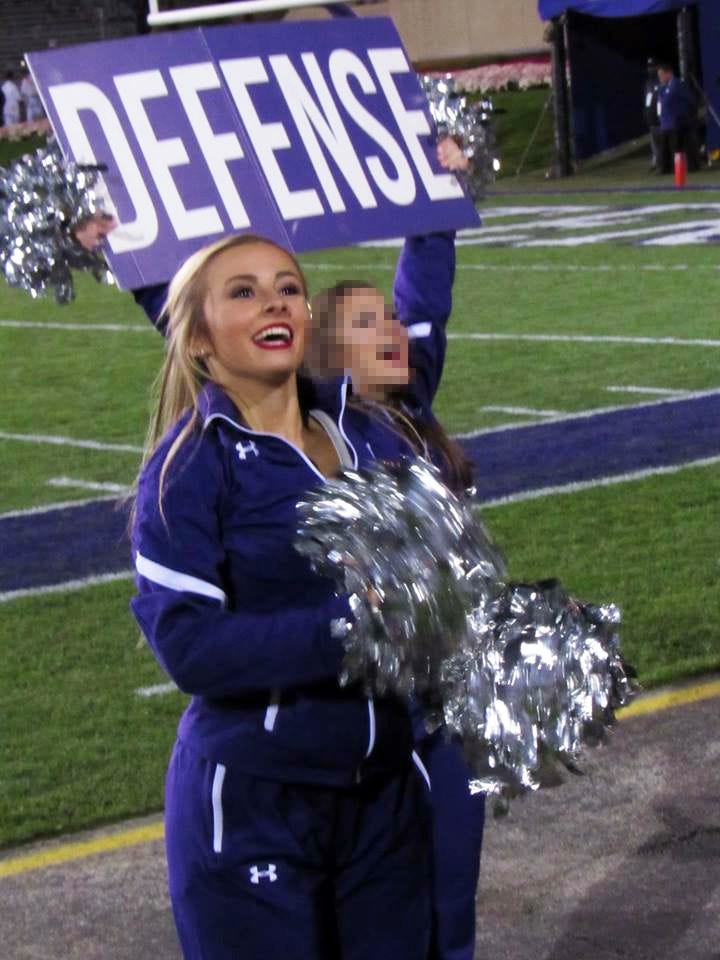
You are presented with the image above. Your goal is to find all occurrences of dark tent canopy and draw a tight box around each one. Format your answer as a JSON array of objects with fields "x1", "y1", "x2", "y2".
[
  {"x1": 540, "y1": 1, "x2": 691, "y2": 18},
  {"x1": 538, "y1": 0, "x2": 720, "y2": 165}
]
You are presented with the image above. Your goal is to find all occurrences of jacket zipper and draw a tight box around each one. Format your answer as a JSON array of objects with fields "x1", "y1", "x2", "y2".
[{"x1": 204, "y1": 378, "x2": 359, "y2": 482}]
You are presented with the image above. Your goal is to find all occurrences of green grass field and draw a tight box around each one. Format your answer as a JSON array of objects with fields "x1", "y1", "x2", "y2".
[{"x1": 2, "y1": 163, "x2": 720, "y2": 849}]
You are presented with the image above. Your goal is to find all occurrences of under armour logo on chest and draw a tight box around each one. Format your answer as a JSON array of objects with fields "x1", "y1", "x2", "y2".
[
  {"x1": 249, "y1": 863, "x2": 278, "y2": 884},
  {"x1": 236, "y1": 440, "x2": 259, "y2": 462}
]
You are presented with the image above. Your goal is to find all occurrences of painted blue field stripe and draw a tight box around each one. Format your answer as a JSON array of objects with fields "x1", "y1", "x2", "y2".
[
  {"x1": 1, "y1": 394, "x2": 719, "y2": 595},
  {"x1": 461, "y1": 393, "x2": 720, "y2": 503},
  {"x1": 0, "y1": 499, "x2": 132, "y2": 593}
]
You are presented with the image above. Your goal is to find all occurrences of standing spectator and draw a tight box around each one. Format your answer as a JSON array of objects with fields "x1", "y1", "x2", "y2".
[
  {"x1": 1, "y1": 71, "x2": 21, "y2": 126},
  {"x1": 644, "y1": 58, "x2": 662, "y2": 172},
  {"x1": 20, "y1": 71, "x2": 44, "y2": 122},
  {"x1": 657, "y1": 61, "x2": 697, "y2": 173}
]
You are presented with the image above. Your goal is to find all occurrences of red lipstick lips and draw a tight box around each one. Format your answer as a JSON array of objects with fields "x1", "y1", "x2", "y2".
[{"x1": 251, "y1": 322, "x2": 294, "y2": 350}]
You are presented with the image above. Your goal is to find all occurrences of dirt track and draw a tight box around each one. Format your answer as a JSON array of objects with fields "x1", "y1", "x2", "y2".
[{"x1": 2, "y1": 685, "x2": 719, "y2": 960}]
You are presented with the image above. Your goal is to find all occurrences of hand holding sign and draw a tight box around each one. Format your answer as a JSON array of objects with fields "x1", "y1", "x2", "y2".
[
  {"x1": 436, "y1": 137, "x2": 470, "y2": 173},
  {"x1": 74, "y1": 213, "x2": 118, "y2": 251},
  {"x1": 0, "y1": 141, "x2": 114, "y2": 303}
]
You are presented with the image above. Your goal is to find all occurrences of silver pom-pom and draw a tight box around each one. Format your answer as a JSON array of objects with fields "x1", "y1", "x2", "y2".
[
  {"x1": 447, "y1": 581, "x2": 636, "y2": 798},
  {"x1": 296, "y1": 458, "x2": 505, "y2": 706},
  {"x1": 421, "y1": 74, "x2": 499, "y2": 203},
  {"x1": 0, "y1": 140, "x2": 114, "y2": 303},
  {"x1": 296, "y1": 458, "x2": 637, "y2": 798}
]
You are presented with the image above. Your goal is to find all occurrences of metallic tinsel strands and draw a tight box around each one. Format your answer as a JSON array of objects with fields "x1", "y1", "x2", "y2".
[
  {"x1": 421, "y1": 74, "x2": 498, "y2": 202},
  {"x1": 297, "y1": 459, "x2": 506, "y2": 702},
  {"x1": 0, "y1": 141, "x2": 113, "y2": 303},
  {"x1": 448, "y1": 581, "x2": 634, "y2": 797},
  {"x1": 295, "y1": 459, "x2": 636, "y2": 798}
]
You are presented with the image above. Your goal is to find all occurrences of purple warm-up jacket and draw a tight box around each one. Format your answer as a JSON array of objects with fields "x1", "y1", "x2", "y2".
[{"x1": 132, "y1": 377, "x2": 416, "y2": 786}]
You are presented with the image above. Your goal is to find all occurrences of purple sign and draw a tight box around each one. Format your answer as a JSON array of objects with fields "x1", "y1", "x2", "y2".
[{"x1": 27, "y1": 18, "x2": 479, "y2": 290}]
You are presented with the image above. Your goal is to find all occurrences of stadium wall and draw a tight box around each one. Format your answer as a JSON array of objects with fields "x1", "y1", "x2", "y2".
[
  {"x1": 367, "y1": 0, "x2": 548, "y2": 65},
  {"x1": 2, "y1": 1, "x2": 548, "y2": 73},
  {"x1": 290, "y1": 0, "x2": 549, "y2": 66}
]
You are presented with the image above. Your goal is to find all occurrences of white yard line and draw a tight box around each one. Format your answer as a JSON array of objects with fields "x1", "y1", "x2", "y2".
[
  {"x1": 645, "y1": 224, "x2": 720, "y2": 245},
  {"x1": 462, "y1": 216, "x2": 643, "y2": 239},
  {"x1": 478, "y1": 203, "x2": 720, "y2": 234},
  {"x1": 480, "y1": 205, "x2": 608, "y2": 218},
  {"x1": 5, "y1": 312, "x2": 717, "y2": 351},
  {"x1": 455, "y1": 234, "x2": 531, "y2": 245},
  {"x1": 0, "y1": 431, "x2": 143, "y2": 453},
  {"x1": 455, "y1": 387, "x2": 720, "y2": 439},
  {"x1": 446, "y1": 262, "x2": 698, "y2": 271},
  {"x1": 480, "y1": 202, "x2": 720, "y2": 221},
  {"x1": 0, "y1": 320, "x2": 151, "y2": 332},
  {"x1": 605, "y1": 386, "x2": 693, "y2": 397},
  {"x1": 479, "y1": 455, "x2": 720, "y2": 509},
  {"x1": 305, "y1": 261, "x2": 394, "y2": 270},
  {"x1": 0, "y1": 570, "x2": 134, "y2": 604},
  {"x1": 479, "y1": 405, "x2": 562, "y2": 417},
  {"x1": 447, "y1": 333, "x2": 720, "y2": 348},
  {"x1": 358, "y1": 208, "x2": 720, "y2": 250},
  {"x1": 135, "y1": 682, "x2": 180, "y2": 698},
  {"x1": 0, "y1": 495, "x2": 121, "y2": 520},
  {"x1": 46, "y1": 477, "x2": 131, "y2": 494},
  {"x1": 306, "y1": 261, "x2": 718, "y2": 273},
  {"x1": 519, "y1": 219, "x2": 720, "y2": 247}
]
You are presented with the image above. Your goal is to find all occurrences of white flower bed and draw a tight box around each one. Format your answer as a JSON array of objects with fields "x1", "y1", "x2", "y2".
[{"x1": 445, "y1": 59, "x2": 551, "y2": 94}]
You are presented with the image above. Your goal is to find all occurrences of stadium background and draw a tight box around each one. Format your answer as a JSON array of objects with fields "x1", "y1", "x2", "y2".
[
  {"x1": 1, "y1": 0, "x2": 718, "y2": 861},
  {"x1": 0, "y1": 0, "x2": 547, "y2": 72}
]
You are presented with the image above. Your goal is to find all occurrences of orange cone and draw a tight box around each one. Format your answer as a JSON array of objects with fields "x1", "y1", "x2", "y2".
[{"x1": 674, "y1": 152, "x2": 687, "y2": 188}]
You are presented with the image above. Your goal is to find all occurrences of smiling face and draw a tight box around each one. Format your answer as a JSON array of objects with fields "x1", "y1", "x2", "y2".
[
  {"x1": 334, "y1": 286, "x2": 410, "y2": 397},
  {"x1": 197, "y1": 240, "x2": 308, "y2": 389}
]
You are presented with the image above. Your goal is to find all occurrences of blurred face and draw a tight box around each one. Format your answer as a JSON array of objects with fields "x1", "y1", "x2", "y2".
[
  {"x1": 198, "y1": 241, "x2": 308, "y2": 387},
  {"x1": 335, "y1": 287, "x2": 409, "y2": 396},
  {"x1": 658, "y1": 67, "x2": 672, "y2": 84}
]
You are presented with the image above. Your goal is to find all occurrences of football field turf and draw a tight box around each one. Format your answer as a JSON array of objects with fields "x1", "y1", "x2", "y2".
[{"x1": 1, "y1": 191, "x2": 719, "y2": 848}]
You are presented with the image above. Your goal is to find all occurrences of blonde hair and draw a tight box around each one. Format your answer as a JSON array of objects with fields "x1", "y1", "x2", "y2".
[{"x1": 137, "y1": 233, "x2": 309, "y2": 511}]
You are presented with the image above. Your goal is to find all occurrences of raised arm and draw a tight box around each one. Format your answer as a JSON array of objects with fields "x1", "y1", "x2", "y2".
[
  {"x1": 74, "y1": 214, "x2": 170, "y2": 335},
  {"x1": 394, "y1": 231, "x2": 456, "y2": 413},
  {"x1": 133, "y1": 283, "x2": 169, "y2": 335},
  {"x1": 393, "y1": 139, "x2": 468, "y2": 413}
]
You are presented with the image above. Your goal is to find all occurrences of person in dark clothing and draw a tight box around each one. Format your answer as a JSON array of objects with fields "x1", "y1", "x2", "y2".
[
  {"x1": 644, "y1": 58, "x2": 663, "y2": 172},
  {"x1": 306, "y1": 138, "x2": 486, "y2": 960},
  {"x1": 657, "y1": 61, "x2": 698, "y2": 173}
]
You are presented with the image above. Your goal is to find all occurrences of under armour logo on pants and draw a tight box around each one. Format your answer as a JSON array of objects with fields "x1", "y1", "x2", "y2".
[{"x1": 249, "y1": 864, "x2": 278, "y2": 884}]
